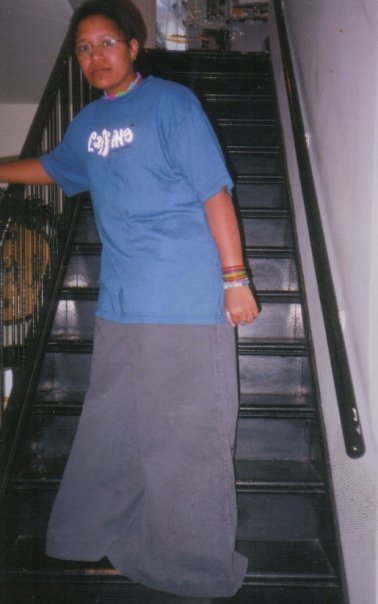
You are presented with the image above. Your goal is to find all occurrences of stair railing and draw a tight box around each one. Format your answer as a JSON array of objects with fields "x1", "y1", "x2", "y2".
[
  {"x1": 272, "y1": 0, "x2": 365, "y2": 458},
  {"x1": 0, "y1": 35, "x2": 93, "y2": 477}
]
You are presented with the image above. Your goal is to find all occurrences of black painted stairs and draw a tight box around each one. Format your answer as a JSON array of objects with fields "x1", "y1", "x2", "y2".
[{"x1": 0, "y1": 51, "x2": 345, "y2": 603}]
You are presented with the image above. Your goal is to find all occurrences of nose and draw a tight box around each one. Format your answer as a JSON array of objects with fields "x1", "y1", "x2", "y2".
[{"x1": 90, "y1": 44, "x2": 106, "y2": 60}]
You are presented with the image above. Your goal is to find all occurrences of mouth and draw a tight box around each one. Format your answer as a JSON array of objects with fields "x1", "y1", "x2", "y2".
[{"x1": 90, "y1": 67, "x2": 110, "y2": 78}]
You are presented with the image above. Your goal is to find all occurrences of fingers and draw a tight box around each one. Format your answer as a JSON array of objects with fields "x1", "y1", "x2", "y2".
[
  {"x1": 225, "y1": 306, "x2": 258, "y2": 327},
  {"x1": 225, "y1": 310, "x2": 236, "y2": 327},
  {"x1": 224, "y1": 286, "x2": 260, "y2": 327}
]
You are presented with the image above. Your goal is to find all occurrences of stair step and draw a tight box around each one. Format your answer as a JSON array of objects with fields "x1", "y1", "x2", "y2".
[
  {"x1": 219, "y1": 122, "x2": 281, "y2": 146},
  {"x1": 246, "y1": 245, "x2": 295, "y2": 258},
  {"x1": 240, "y1": 392, "x2": 313, "y2": 409},
  {"x1": 60, "y1": 287, "x2": 99, "y2": 300},
  {"x1": 71, "y1": 242, "x2": 101, "y2": 255},
  {"x1": 239, "y1": 207, "x2": 289, "y2": 217},
  {"x1": 206, "y1": 98, "x2": 278, "y2": 121},
  {"x1": 0, "y1": 581, "x2": 342, "y2": 604},
  {"x1": 242, "y1": 217, "x2": 293, "y2": 248},
  {"x1": 140, "y1": 49, "x2": 271, "y2": 75},
  {"x1": 236, "y1": 416, "x2": 319, "y2": 461},
  {"x1": 46, "y1": 338, "x2": 93, "y2": 353},
  {"x1": 63, "y1": 254, "x2": 100, "y2": 289},
  {"x1": 238, "y1": 339, "x2": 307, "y2": 356},
  {"x1": 31, "y1": 391, "x2": 313, "y2": 414},
  {"x1": 235, "y1": 180, "x2": 288, "y2": 209},
  {"x1": 239, "y1": 354, "x2": 312, "y2": 396},
  {"x1": 51, "y1": 298, "x2": 304, "y2": 341},
  {"x1": 186, "y1": 75, "x2": 275, "y2": 97},
  {"x1": 11, "y1": 460, "x2": 324, "y2": 495},
  {"x1": 44, "y1": 337, "x2": 306, "y2": 357},
  {"x1": 229, "y1": 149, "x2": 284, "y2": 177},
  {"x1": 247, "y1": 256, "x2": 298, "y2": 292},
  {"x1": 38, "y1": 353, "x2": 92, "y2": 393},
  {"x1": 237, "y1": 492, "x2": 332, "y2": 542},
  {"x1": 37, "y1": 347, "x2": 311, "y2": 396},
  {"x1": 235, "y1": 460, "x2": 324, "y2": 493},
  {"x1": 73, "y1": 208, "x2": 99, "y2": 244},
  {"x1": 0, "y1": 536, "x2": 339, "y2": 592}
]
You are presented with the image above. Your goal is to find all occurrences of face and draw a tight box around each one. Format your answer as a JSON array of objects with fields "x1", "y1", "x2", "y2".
[{"x1": 75, "y1": 15, "x2": 139, "y2": 94}]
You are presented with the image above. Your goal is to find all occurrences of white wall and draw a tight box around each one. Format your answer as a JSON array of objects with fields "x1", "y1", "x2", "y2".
[
  {"x1": 0, "y1": 104, "x2": 38, "y2": 160},
  {"x1": 0, "y1": 0, "x2": 73, "y2": 159},
  {"x1": 269, "y1": 1, "x2": 378, "y2": 603}
]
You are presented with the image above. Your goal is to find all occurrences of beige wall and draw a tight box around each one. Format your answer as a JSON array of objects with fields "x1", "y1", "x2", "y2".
[
  {"x1": 269, "y1": 2, "x2": 378, "y2": 603},
  {"x1": 134, "y1": 0, "x2": 156, "y2": 48},
  {"x1": 0, "y1": 104, "x2": 38, "y2": 159}
]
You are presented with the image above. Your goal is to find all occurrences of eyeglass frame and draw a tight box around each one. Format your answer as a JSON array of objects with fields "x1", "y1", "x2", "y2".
[{"x1": 75, "y1": 37, "x2": 127, "y2": 57}]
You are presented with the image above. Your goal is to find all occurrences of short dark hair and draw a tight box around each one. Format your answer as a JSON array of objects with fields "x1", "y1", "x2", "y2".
[{"x1": 69, "y1": 0, "x2": 147, "y2": 51}]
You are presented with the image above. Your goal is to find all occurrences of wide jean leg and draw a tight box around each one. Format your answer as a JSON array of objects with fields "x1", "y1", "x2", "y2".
[{"x1": 46, "y1": 319, "x2": 247, "y2": 598}]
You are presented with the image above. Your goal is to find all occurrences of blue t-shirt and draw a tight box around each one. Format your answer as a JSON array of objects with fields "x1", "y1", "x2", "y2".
[{"x1": 41, "y1": 76, "x2": 233, "y2": 325}]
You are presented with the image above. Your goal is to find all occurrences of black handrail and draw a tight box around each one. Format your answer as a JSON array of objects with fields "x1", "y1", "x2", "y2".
[
  {"x1": 0, "y1": 31, "x2": 93, "y2": 483},
  {"x1": 272, "y1": 0, "x2": 365, "y2": 458}
]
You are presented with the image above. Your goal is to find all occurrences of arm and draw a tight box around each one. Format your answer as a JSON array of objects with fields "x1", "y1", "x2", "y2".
[
  {"x1": 205, "y1": 187, "x2": 260, "y2": 327},
  {"x1": 0, "y1": 158, "x2": 54, "y2": 185}
]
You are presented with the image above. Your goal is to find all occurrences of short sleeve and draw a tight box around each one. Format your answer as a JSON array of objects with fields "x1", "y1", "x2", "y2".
[
  {"x1": 40, "y1": 119, "x2": 89, "y2": 198},
  {"x1": 165, "y1": 97, "x2": 233, "y2": 203}
]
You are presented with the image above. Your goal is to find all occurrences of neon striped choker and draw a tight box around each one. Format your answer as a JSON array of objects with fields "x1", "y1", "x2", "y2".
[{"x1": 104, "y1": 72, "x2": 142, "y2": 100}]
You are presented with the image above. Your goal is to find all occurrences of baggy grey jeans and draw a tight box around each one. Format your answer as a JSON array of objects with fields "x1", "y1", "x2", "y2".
[{"x1": 46, "y1": 319, "x2": 247, "y2": 597}]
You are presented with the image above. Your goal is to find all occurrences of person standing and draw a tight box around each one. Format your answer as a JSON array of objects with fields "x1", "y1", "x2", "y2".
[{"x1": 0, "y1": 0, "x2": 259, "y2": 598}]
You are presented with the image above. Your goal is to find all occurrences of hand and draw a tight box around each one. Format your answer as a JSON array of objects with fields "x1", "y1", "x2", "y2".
[{"x1": 224, "y1": 285, "x2": 260, "y2": 327}]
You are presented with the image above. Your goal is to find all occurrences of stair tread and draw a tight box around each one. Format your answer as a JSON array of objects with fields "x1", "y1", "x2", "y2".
[
  {"x1": 12, "y1": 458, "x2": 322, "y2": 489},
  {"x1": 33, "y1": 389, "x2": 313, "y2": 404},
  {"x1": 0, "y1": 536, "x2": 337, "y2": 583},
  {"x1": 235, "y1": 460, "x2": 323, "y2": 491},
  {"x1": 238, "y1": 338, "x2": 307, "y2": 357},
  {"x1": 240, "y1": 540, "x2": 338, "y2": 581}
]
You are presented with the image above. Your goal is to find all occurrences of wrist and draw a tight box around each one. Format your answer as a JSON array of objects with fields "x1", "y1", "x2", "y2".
[{"x1": 222, "y1": 264, "x2": 250, "y2": 290}]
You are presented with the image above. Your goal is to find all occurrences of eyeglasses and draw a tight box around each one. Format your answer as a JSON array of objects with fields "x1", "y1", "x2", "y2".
[{"x1": 75, "y1": 37, "x2": 126, "y2": 57}]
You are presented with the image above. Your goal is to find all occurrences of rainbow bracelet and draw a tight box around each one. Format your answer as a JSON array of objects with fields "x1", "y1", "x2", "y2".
[{"x1": 222, "y1": 264, "x2": 250, "y2": 289}]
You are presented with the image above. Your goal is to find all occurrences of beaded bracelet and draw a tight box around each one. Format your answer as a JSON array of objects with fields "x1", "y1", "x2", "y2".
[
  {"x1": 224, "y1": 278, "x2": 250, "y2": 290},
  {"x1": 222, "y1": 264, "x2": 250, "y2": 290}
]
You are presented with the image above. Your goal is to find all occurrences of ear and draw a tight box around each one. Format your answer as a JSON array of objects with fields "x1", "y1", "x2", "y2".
[{"x1": 129, "y1": 38, "x2": 139, "y2": 61}]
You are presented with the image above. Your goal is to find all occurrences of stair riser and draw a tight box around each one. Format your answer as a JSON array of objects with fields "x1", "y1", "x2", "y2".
[
  {"x1": 38, "y1": 353, "x2": 91, "y2": 393},
  {"x1": 242, "y1": 217, "x2": 293, "y2": 247},
  {"x1": 236, "y1": 418, "x2": 319, "y2": 461},
  {"x1": 74, "y1": 213, "x2": 100, "y2": 244},
  {"x1": 63, "y1": 256, "x2": 100, "y2": 289},
  {"x1": 140, "y1": 51, "x2": 271, "y2": 74},
  {"x1": 6, "y1": 488, "x2": 330, "y2": 546},
  {"x1": 239, "y1": 354, "x2": 311, "y2": 395},
  {"x1": 62, "y1": 255, "x2": 298, "y2": 293},
  {"x1": 237, "y1": 493, "x2": 327, "y2": 541},
  {"x1": 14, "y1": 414, "x2": 320, "y2": 483},
  {"x1": 173, "y1": 75, "x2": 275, "y2": 97},
  {"x1": 51, "y1": 299, "x2": 303, "y2": 341},
  {"x1": 74, "y1": 214, "x2": 294, "y2": 251},
  {"x1": 0, "y1": 583, "x2": 343, "y2": 604},
  {"x1": 206, "y1": 99, "x2": 277, "y2": 121},
  {"x1": 238, "y1": 302, "x2": 303, "y2": 339},
  {"x1": 248, "y1": 258, "x2": 298, "y2": 292},
  {"x1": 220, "y1": 123, "x2": 280, "y2": 147},
  {"x1": 235, "y1": 182, "x2": 288, "y2": 209},
  {"x1": 37, "y1": 350, "x2": 310, "y2": 396},
  {"x1": 229, "y1": 151, "x2": 284, "y2": 177},
  {"x1": 52, "y1": 300, "x2": 96, "y2": 339}
]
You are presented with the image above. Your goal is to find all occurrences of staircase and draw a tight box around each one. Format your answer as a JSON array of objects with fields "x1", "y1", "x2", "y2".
[{"x1": 0, "y1": 50, "x2": 345, "y2": 603}]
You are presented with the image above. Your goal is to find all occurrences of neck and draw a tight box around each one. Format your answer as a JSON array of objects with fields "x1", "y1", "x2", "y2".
[{"x1": 104, "y1": 72, "x2": 142, "y2": 100}]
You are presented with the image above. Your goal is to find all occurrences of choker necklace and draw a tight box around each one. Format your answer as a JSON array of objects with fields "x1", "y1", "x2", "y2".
[{"x1": 104, "y1": 72, "x2": 142, "y2": 100}]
